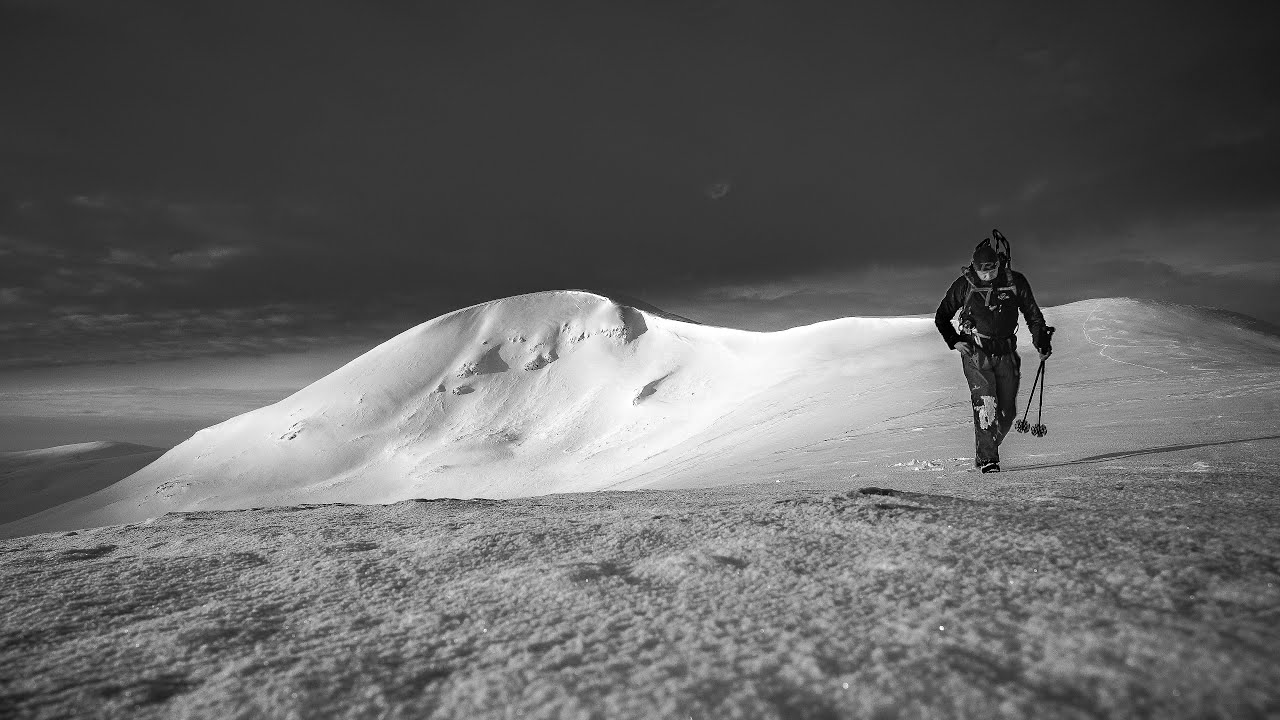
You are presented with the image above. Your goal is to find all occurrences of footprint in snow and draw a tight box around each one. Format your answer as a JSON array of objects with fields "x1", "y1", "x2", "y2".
[{"x1": 59, "y1": 545, "x2": 118, "y2": 562}]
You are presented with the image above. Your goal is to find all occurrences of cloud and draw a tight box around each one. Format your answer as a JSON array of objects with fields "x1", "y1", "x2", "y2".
[
  {"x1": 704, "y1": 181, "x2": 732, "y2": 200},
  {"x1": 1, "y1": 1, "x2": 1277, "y2": 365},
  {"x1": 667, "y1": 264, "x2": 960, "y2": 329},
  {"x1": 68, "y1": 194, "x2": 110, "y2": 209},
  {"x1": 1204, "y1": 261, "x2": 1280, "y2": 282},
  {"x1": 0, "y1": 234, "x2": 66, "y2": 259},
  {"x1": 104, "y1": 248, "x2": 158, "y2": 267},
  {"x1": 0, "y1": 385, "x2": 290, "y2": 420},
  {"x1": 705, "y1": 281, "x2": 804, "y2": 303},
  {"x1": 0, "y1": 303, "x2": 367, "y2": 369},
  {"x1": 169, "y1": 246, "x2": 248, "y2": 270}
]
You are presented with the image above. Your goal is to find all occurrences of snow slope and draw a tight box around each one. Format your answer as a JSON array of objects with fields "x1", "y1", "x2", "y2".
[
  {"x1": 5, "y1": 291, "x2": 1279, "y2": 537},
  {"x1": 0, "y1": 441, "x2": 164, "y2": 524}
]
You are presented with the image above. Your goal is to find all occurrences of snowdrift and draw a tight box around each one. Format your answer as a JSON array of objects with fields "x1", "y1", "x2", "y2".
[{"x1": 5, "y1": 292, "x2": 1279, "y2": 536}]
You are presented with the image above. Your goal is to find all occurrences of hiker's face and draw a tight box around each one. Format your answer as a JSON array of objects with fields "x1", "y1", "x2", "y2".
[{"x1": 975, "y1": 262, "x2": 999, "y2": 282}]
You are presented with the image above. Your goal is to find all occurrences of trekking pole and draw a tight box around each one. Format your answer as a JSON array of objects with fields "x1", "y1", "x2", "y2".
[
  {"x1": 1018, "y1": 326, "x2": 1056, "y2": 437},
  {"x1": 1031, "y1": 361, "x2": 1048, "y2": 436},
  {"x1": 1015, "y1": 361, "x2": 1043, "y2": 434},
  {"x1": 1031, "y1": 327, "x2": 1054, "y2": 436}
]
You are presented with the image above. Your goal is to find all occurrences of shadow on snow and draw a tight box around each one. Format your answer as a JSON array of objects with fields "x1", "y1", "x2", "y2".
[{"x1": 1008, "y1": 434, "x2": 1280, "y2": 472}]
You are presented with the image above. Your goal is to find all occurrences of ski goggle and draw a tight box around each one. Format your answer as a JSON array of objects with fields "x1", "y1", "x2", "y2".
[{"x1": 974, "y1": 262, "x2": 999, "y2": 272}]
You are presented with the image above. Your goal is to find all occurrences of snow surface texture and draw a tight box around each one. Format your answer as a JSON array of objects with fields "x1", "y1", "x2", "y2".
[
  {"x1": 5, "y1": 291, "x2": 1280, "y2": 538},
  {"x1": 3, "y1": 458, "x2": 1278, "y2": 719}
]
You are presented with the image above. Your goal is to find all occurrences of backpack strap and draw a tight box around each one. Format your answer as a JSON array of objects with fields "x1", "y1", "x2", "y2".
[
  {"x1": 962, "y1": 266, "x2": 1017, "y2": 309},
  {"x1": 960, "y1": 267, "x2": 991, "y2": 307}
]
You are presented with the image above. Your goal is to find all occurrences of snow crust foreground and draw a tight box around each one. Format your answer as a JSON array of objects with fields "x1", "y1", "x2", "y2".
[
  {"x1": 3, "y1": 453, "x2": 1278, "y2": 719},
  {"x1": 5, "y1": 290, "x2": 1280, "y2": 538}
]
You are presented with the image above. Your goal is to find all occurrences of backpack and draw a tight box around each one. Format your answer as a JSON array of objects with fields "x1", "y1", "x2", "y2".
[{"x1": 957, "y1": 229, "x2": 1018, "y2": 340}]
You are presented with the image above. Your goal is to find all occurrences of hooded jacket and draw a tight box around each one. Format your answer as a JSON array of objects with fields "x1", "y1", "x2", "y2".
[{"x1": 935, "y1": 265, "x2": 1051, "y2": 353}]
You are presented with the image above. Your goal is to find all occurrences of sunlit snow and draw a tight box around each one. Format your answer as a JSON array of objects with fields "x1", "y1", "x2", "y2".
[{"x1": 5, "y1": 291, "x2": 1279, "y2": 538}]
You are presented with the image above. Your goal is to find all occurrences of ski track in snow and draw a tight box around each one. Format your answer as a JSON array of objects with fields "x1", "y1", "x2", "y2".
[{"x1": 1082, "y1": 301, "x2": 1170, "y2": 375}]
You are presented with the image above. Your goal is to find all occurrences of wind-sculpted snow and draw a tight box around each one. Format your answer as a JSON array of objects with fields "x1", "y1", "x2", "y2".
[{"x1": 5, "y1": 292, "x2": 1280, "y2": 538}]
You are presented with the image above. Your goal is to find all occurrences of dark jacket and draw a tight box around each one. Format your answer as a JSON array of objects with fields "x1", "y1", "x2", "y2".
[{"x1": 935, "y1": 266, "x2": 1051, "y2": 352}]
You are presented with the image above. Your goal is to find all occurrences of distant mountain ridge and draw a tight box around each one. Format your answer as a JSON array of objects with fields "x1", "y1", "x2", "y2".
[{"x1": 0, "y1": 441, "x2": 165, "y2": 524}]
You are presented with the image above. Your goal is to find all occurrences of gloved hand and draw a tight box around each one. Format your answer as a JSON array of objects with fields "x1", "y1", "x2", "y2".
[{"x1": 1038, "y1": 326, "x2": 1055, "y2": 362}]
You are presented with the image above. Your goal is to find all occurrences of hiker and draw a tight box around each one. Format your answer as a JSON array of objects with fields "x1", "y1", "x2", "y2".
[{"x1": 935, "y1": 232, "x2": 1052, "y2": 473}]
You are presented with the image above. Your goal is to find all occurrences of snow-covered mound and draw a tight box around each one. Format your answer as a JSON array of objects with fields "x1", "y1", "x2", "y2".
[
  {"x1": 5, "y1": 291, "x2": 931, "y2": 532},
  {"x1": 6, "y1": 292, "x2": 1279, "y2": 537},
  {"x1": 0, "y1": 441, "x2": 165, "y2": 524}
]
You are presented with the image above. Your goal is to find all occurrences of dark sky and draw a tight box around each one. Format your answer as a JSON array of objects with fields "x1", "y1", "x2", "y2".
[{"x1": 2, "y1": 0, "x2": 1278, "y2": 369}]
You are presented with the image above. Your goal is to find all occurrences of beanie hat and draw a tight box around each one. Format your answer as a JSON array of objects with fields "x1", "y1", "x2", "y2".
[{"x1": 973, "y1": 241, "x2": 999, "y2": 265}]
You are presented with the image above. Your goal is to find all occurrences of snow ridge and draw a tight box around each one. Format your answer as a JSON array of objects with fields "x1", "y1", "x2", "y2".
[
  {"x1": 5, "y1": 291, "x2": 924, "y2": 533},
  {"x1": 7, "y1": 292, "x2": 1277, "y2": 537}
]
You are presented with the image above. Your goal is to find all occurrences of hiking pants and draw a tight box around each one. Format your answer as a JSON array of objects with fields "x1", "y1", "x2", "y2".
[{"x1": 960, "y1": 347, "x2": 1021, "y2": 465}]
